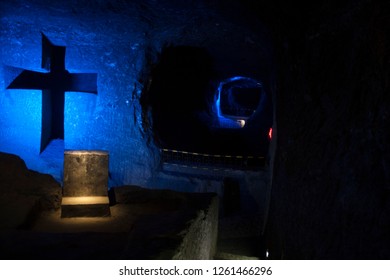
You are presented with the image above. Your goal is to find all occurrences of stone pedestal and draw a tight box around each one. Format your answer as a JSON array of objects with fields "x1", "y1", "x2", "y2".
[{"x1": 61, "y1": 150, "x2": 110, "y2": 218}]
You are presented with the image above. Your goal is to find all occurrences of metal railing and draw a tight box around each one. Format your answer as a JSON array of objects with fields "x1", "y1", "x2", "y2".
[{"x1": 161, "y1": 148, "x2": 266, "y2": 170}]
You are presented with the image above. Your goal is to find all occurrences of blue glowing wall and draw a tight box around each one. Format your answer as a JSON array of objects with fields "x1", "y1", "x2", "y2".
[
  {"x1": 1, "y1": 41, "x2": 49, "y2": 173},
  {"x1": 0, "y1": 2, "x2": 158, "y2": 185},
  {"x1": 0, "y1": 88, "x2": 42, "y2": 155},
  {"x1": 0, "y1": 0, "x2": 274, "y2": 188}
]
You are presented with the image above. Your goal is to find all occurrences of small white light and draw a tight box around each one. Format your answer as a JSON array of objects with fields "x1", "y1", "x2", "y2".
[
  {"x1": 237, "y1": 119, "x2": 246, "y2": 128},
  {"x1": 266, "y1": 250, "x2": 269, "y2": 258}
]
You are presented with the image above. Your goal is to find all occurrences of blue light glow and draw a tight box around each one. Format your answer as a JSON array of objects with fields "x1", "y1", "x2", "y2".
[
  {"x1": 1, "y1": 40, "x2": 96, "y2": 181},
  {"x1": 0, "y1": 5, "x2": 162, "y2": 188},
  {"x1": 215, "y1": 89, "x2": 243, "y2": 128},
  {"x1": 0, "y1": 89, "x2": 42, "y2": 155},
  {"x1": 64, "y1": 91, "x2": 97, "y2": 150},
  {"x1": 213, "y1": 76, "x2": 263, "y2": 129}
]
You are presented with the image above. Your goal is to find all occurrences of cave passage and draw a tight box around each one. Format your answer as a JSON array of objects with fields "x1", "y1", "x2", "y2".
[
  {"x1": 145, "y1": 45, "x2": 273, "y2": 159},
  {"x1": 146, "y1": 45, "x2": 215, "y2": 153}
]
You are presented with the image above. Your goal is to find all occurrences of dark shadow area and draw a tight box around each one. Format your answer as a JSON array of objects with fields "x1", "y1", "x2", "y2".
[
  {"x1": 145, "y1": 45, "x2": 215, "y2": 152},
  {"x1": 222, "y1": 177, "x2": 241, "y2": 216},
  {"x1": 143, "y1": 45, "x2": 273, "y2": 157}
]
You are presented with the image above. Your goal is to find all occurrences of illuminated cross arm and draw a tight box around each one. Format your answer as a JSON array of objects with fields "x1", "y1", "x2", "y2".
[{"x1": 6, "y1": 33, "x2": 97, "y2": 153}]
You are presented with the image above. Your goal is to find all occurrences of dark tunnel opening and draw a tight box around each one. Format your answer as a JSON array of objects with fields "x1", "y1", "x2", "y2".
[
  {"x1": 144, "y1": 45, "x2": 215, "y2": 153},
  {"x1": 143, "y1": 45, "x2": 274, "y2": 160}
]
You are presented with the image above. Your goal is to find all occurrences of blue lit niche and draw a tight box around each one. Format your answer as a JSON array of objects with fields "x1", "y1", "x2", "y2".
[
  {"x1": 1, "y1": 33, "x2": 97, "y2": 180},
  {"x1": 6, "y1": 33, "x2": 98, "y2": 153},
  {"x1": 213, "y1": 76, "x2": 264, "y2": 129}
]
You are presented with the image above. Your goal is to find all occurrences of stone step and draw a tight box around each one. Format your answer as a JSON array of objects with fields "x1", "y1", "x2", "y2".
[
  {"x1": 214, "y1": 252, "x2": 259, "y2": 260},
  {"x1": 61, "y1": 196, "x2": 110, "y2": 218}
]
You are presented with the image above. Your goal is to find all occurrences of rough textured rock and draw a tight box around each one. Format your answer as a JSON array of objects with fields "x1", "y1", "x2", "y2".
[
  {"x1": 1, "y1": 0, "x2": 388, "y2": 260},
  {"x1": 0, "y1": 152, "x2": 61, "y2": 229},
  {"x1": 0, "y1": 0, "x2": 271, "y2": 259},
  {"x1": 259, "y1": 0, "x2": 390, "y2": 259},
  {"x1": 172, "y1": 193, "x2": 218, "y2": 259},
  {"x1": 0, "y1": 162, "x2": 219, "y2": 259},
  {"x1": 115, "y1": 186, "x2": 219, "y2": 259},
  {"x1": 0, "y1": 0, "x2": 273, "y2": 187}
]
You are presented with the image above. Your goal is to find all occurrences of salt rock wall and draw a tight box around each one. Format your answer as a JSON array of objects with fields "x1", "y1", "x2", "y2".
[
  {"x1": 261, "y1": 0, "x2": 390, "y2": 259},
  {"x1": 0, "y1": 0, "x2": 273, "y2": 187},
  {"x1": 0, "y1": 152, "x2": 61, "y2": 229}
]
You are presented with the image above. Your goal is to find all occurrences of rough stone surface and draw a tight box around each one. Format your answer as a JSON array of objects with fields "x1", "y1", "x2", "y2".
[
  {"x1": 0, "y1": 1, "x2": 271, "y2": 259},
  {"x1": 0, "y1": 152, "x2": 62, "y2": 229},
  {"x1": 63, "y1": 150, "x2": 109, "y2": 197},
  {"x1": 116, "y1": 186, "x2": 219, "y2": 259},
  {"x1": 172, "y1": 194, "x2": 218, "y2": 259},
  {"x1": 60, "y1": 202, "x2": 111, "y2": 218},
  {"x1": 259, "y1": 0, "x2": 390, "y2": 259},
  {"x1": 0, "y1": 157, "x2": 218, "y2": 259},
  {"x1": 1, "y1": 0, "x2": 388, "y2": 260},
  {"x1": 0, "y1": 0, "x2": 273, "y2": 188}
]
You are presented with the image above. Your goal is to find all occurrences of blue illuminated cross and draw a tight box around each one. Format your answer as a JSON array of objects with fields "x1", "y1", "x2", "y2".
[{"x1": 7, "y1": 33, "x2": 97, "y2": 153}]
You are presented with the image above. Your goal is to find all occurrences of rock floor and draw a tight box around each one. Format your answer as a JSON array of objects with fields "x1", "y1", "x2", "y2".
[{"x1": 215, "y1": 211, "x2": 265, "y2": 260}]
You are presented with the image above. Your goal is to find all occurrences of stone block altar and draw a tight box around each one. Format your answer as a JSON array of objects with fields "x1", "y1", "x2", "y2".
[{"x1": 61, "y1": 150, "x2": 110, "y2": 218}]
